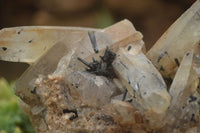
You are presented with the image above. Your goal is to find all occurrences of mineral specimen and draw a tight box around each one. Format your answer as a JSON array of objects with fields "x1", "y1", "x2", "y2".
[{"x1": 0, "y1": 0, "x2": 200, "y2": 133}]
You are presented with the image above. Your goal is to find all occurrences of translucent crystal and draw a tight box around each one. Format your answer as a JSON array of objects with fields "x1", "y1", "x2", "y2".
[
  {"x1": 64, "y1": 71, "x2": 121, "y2": 108},
  {"x1": 0, "y1": 26, "x2": 98, "y2": 63},
  {"x1": 14, "y1": 42, "x2": 70, "y2": 104},
  {"x1": 164, "y1": 50, "x2": 199, "y2": 128},
  {"x1": 147, "y1": 0, "x2": 200, "y2": 80},
  {"x1": 112, "y1": 45, "x2": 171, "y2": 114}
]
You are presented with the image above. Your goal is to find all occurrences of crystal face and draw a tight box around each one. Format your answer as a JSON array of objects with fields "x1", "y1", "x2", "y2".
[{"x1": 0, "y1": 1, "x2": 200, "y2": 132}]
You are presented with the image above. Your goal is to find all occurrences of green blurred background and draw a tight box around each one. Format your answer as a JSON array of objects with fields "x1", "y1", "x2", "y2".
[
  {"x1": 0, "y1": 78, "x2": 34, "y2": 133},
  {"x1": 0, "y1": 0, "x2": 196, "y2": 132}
]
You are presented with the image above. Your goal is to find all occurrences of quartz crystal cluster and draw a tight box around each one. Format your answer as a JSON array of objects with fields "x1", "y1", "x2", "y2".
[{"x1": 0, "y1": 1, "x2": 200, "y2": 133}]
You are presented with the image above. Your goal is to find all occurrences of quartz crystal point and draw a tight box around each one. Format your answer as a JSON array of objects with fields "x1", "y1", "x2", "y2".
[
  {"x1": 112, "y1": 45, "x2": 171, "y2": 114},
  {"x1": 147, "y1": 0, "x2": 200, "y2": 80},
  {"x1": 0, "y1": 26, "x2": 99, "y2": 63},
  {"x1": 169, "y1": 50, "x2": 199, "y2": 104},
  {"x1": 164, "y1": 50, "x2": 199, "y2": 129}
]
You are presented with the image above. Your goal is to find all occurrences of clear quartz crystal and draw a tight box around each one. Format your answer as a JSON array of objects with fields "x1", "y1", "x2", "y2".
[
  {"x1": 164, "y1": 50, "x2": 199, "y2": 128},
  {"x1": 147, "y1": 0, "x2": 200, "y2": 79},
  {"x1": 64, "y1": 71, "x2": 121, "y2": 108},
  {"x1": 0, "y1": 26, "x2": 98, "y2": 63},
  {"x1": 112, "y1": 45, "x2": 171, "y2": 114}
]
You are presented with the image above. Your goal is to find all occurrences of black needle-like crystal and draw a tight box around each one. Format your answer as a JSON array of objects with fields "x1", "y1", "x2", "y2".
[{"x1": 88, "y1": 31, "x2": 98, "y2": 53}]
